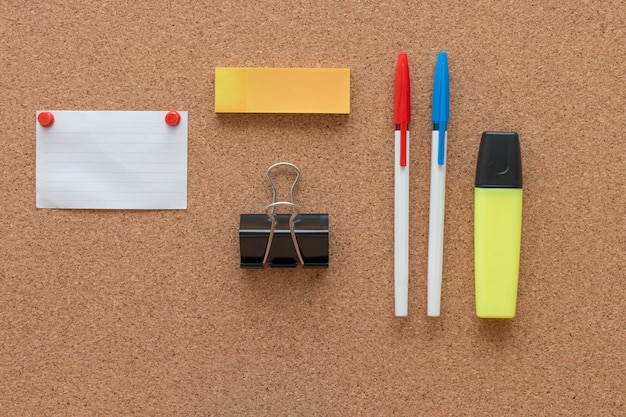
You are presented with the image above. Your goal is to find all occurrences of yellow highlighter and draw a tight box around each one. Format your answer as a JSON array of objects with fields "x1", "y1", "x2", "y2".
[{"x1": 474, "y1": 132, "x2": 523, "y2": 318}]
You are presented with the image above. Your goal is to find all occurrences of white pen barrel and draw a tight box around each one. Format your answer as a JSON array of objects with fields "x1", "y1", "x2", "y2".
[
  {"x1": 394, "y1": 130, "x2": 410, "y2": 316},
  {"x1": 427, "y1": 130, "x2": 447, "y2": 316}
]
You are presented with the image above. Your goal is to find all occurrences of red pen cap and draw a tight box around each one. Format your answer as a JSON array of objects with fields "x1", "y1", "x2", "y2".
[
  {"x1": 394, "y1": 53, "x2": 411, "y2": 127},
  {"x1": 394, "y1": 53, "x2": 410, "y2": 167}
]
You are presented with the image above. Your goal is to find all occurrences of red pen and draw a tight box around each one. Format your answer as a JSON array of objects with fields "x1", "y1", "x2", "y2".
[{"x1": 394, "y1": 53, "x2": 411, "y2": 316}]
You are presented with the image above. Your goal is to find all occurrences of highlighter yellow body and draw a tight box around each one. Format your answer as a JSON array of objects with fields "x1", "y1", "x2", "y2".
[{"x1": 474, "y1": 188, "x2": 522, "y2": 318}]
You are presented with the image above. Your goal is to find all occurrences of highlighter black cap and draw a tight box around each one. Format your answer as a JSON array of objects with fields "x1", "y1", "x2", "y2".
[{"x1": 475, "y1": 132, "x2": 523, "y2": 188}]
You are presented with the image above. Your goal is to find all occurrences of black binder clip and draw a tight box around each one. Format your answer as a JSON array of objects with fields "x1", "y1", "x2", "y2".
[{"x1": 239, "y1": 162, "x2": 329, "y2": 269}]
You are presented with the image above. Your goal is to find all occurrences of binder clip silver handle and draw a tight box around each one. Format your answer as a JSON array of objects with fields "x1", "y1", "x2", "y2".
[
  {"x1": 263, "y1": 202, "x2": 304, "y2": 267},
  {"x1": 263, "y1": 163, "x2": 303, "y2": 267},
  {"x1": 266, "y1": 162, "x2": 300, "y2": 214}
]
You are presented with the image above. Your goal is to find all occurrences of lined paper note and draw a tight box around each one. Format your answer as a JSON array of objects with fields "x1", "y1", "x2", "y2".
[{"x1": 36, "y1": 111, "x2": 188, "y2": 209}]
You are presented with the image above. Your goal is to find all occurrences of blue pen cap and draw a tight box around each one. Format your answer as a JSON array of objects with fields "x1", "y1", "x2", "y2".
[
  {"x1": 432, "y1": 52, "x2": 449, "y2": 125},
  {"x1": 432, "y1": 52, "x2": 449, "y2": 165}
]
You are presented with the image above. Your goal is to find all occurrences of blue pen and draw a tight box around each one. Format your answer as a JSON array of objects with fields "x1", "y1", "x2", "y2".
[{"x1": 427, "y1": 52, "x2": 450, "y2": 317}]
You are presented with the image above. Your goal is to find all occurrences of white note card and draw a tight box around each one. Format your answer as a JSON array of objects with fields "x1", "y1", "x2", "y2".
[{"x1": 36, "y1": 111, "x2": 188, "y2": 209}]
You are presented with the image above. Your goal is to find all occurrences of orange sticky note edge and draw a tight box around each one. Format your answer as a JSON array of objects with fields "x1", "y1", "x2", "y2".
[{"x1": 215, "y1": 67, "x2": 350, "y2": 114}]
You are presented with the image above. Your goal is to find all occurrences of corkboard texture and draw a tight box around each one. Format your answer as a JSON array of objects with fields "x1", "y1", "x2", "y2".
[{"x1": 0, "y1": 1, "x2": 624, "y2": 415}]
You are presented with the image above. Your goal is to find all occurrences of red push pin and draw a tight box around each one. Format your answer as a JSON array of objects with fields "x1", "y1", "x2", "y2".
[
  {"x1": 165, "y1": 111, "x2": 181, "y2": 126},
  {"x1": 38, "y1": 111, "x2": 55, "y2": 127}
]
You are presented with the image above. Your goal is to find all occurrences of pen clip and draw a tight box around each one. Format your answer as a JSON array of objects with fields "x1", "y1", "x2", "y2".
[
  {"x1": 437, "y1": 122, "x2": 446, "y2": 165},
  {"x1": 400, "y1": 124, "x2": 408, "y2": 167}
]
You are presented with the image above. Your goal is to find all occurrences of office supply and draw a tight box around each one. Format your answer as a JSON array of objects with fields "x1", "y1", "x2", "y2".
[
  {"x1": 427, "y1": 52, "x2": 450, "y2": 317},
  {"x1": 474, "y1": 132, "x2": 523, "y2": 318},
  {"x1": 165, "y1": 110, "x2": 181, "y2": 126},
  {"x1": 38, "y1": 111, "x2": 55, "y2": 127},
  {"x1": 36, "y1": 110, "x2": 188, "y2": 210},
  {"x1": 394, "y1": 53, "x2": 410, "y2": 316},
  {"x1": 215, "y1": 67, "x2": 350, "y2": 113},
  {"x1": 239, "y1": 162, "x2": 329, "y2": 268}
]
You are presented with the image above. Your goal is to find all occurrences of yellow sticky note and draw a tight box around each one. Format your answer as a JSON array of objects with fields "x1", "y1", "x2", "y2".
[{"x1": 215, "y1": 68, "x2": 350, "y2": 114}]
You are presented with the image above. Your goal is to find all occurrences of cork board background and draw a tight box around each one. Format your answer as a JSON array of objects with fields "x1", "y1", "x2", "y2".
[{"x1": 1, "y1": 1, "x2": 624, "y2": 415}]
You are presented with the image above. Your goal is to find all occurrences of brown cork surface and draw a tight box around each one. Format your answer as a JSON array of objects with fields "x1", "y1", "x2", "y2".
[{"x1": 1, "y1": 1, "x2": 624, "y2": 415}]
